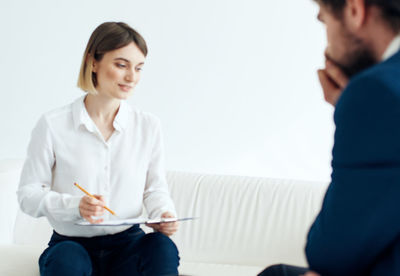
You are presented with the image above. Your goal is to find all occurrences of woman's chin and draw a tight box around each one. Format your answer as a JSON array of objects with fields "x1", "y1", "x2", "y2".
[{"x1": 115, "y1": 90, "x2": 133, "y2": 100}]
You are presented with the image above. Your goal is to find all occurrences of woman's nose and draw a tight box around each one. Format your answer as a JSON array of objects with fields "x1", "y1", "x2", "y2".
[{"x1": 125, "y1": 69, "x2": 136, "y2": 83}]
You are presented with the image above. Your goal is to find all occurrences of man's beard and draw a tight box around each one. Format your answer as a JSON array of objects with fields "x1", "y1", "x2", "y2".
[{"x1": 326, "y1": 26, "x2": 378, "y2": 78}]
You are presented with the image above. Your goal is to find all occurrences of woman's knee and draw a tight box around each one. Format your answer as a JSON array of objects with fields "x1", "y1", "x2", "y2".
[
  {"x1": 139, "y1": 232, "x2": 179, "y2": 263},
  {"x1": 137, "y1": 232, "x2": 179, "y2": 275},
  {"x1": 39, "y1": 241, "x2": 92, "y2": 275},
  {"x1": 143, "y1": 232, "x2": 178, "y2": 254}
]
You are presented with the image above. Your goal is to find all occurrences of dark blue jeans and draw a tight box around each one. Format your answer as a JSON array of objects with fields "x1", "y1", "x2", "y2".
[
  {"x1": 258, "y1": 264, "x2": 308, "y2": 276},
  {"x1": 39, "y1": 225, "x2": 179, "y2": 276}
]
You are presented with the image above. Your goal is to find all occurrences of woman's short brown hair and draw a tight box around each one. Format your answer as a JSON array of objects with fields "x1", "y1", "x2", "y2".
[{"x1": 77, "y1": 22, "x2": 148, "y2": 94}]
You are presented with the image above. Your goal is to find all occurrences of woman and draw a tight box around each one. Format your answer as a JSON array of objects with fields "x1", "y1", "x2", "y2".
[{"x1": 17, "y1": 22, "x2": 180, "y2": 276}]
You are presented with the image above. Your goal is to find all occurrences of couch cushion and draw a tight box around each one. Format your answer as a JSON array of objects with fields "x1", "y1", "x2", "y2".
[{"x1": 167, "y1": 171, "x2": 328, "y2": 267}]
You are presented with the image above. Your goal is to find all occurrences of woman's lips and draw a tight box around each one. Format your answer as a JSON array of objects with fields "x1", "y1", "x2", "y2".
[{"x1": 118, "y1": 84, "x2": 133, "y2": 92}]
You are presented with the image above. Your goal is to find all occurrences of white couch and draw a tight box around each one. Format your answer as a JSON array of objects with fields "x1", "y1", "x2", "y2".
[{"x1": 0, "y1": 159, "x2": 328, "y2": 276}]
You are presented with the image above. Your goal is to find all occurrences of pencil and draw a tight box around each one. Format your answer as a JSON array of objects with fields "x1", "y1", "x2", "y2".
[{"x1": 74, "y1": 182, "x2": 117, "y2": 216}]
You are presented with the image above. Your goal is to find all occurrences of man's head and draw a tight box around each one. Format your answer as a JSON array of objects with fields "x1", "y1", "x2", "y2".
[
  {"x1": 316, "y1": 0, "x2": 400, "y2": 78},
  {"x1": 317, "y1": 0, "x2": 400, "y2": 31}
]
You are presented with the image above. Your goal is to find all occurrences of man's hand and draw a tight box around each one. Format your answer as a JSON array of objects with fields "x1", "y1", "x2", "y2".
[
  {"x1": 318, "y1": 59, "x2": 349, "y2": 106},
  {"x1": 79, "y1": 194, "x2": 105, "y2": 224},
  {"x1": 146, "y1": 211, "x2": 179, "y2": 236}
]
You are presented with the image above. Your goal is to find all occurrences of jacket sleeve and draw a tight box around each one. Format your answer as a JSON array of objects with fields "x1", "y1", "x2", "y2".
[
  {"x1": 306, "y1": 75, "x2": 400, "y2": 275},
  {"x1": 17, "y1": 115, "x2": 82, "y2": 221}
]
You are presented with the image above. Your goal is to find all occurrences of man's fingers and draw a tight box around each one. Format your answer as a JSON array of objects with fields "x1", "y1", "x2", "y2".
[
  {"x1": 318, "y1": 69, "x2": 342, "y2": 106},
  {"x1": 325, "y1": 60, "x2": 348, "y2": 88},
  {"x1": 318, "y1": 69, "x2": 338, "y2": 91}
]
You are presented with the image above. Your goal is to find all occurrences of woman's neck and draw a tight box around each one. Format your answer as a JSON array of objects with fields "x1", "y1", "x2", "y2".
[{"x1": 84, "y1": 93, "x2": 120, "y2": 125}]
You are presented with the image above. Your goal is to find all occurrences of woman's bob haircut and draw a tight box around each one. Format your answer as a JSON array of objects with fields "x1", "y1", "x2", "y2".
[{"x1": 77, "y1": 22, "x2": 148, "y2": 94}]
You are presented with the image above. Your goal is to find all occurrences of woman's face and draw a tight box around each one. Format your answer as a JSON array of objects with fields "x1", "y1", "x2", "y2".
[{"x1": 92, "y1": 42, "x2": 145, "y2": 100}]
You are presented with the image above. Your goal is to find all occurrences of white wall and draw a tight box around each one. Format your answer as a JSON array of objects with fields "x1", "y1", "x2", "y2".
[{"x1": 0, "y1": 0, "x2": 334, "y2": 182}]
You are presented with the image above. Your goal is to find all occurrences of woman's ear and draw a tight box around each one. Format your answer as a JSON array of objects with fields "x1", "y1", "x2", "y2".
[
  {"x1": 87, "y1": 54, "x2": 97, "y2": 73},
  {"x1": 92, "y1": 60, "x2": 98, "y2": 73}
]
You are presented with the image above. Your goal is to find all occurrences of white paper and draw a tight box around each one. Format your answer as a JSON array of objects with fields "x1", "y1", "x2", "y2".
[{"x1": 76, "y1": 217, "x2": 197, "y2": 226}]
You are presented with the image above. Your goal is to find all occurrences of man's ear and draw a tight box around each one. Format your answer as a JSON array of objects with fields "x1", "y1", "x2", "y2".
[{"x1": 344, "y1": 0, "x2": 366, "y2": 31}]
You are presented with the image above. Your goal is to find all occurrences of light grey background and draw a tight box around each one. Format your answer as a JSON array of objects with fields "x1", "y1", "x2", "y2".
[{"x1": 0, "y1": 0, "x2": 334, "y2": 181}]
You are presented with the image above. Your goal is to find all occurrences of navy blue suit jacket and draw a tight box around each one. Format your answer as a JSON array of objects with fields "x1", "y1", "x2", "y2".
[{"x1": 306, "y1": 49, "x2": 400, "y2": 276}]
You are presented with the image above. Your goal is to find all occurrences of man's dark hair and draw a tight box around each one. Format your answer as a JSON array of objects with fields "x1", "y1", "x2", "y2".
[{"x1": 316, "y1": 0, "x2": 400, "y2": 32}]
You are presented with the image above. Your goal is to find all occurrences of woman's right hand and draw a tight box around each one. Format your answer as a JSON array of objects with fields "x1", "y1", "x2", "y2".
[{"x1": 79, "y1": 195, "x2": 106, "y2": 224}]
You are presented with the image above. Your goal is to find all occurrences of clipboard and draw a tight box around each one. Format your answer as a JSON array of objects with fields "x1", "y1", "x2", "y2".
[{"x1": 76, "y1": 216, "x2": 197, "y2": 226}]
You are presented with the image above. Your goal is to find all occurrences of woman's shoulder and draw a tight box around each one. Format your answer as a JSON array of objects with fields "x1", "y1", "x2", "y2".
[
  {"x1": 37, "y1": 97, "x2": 81, "y2": 128},
  {"x1": 42, "y1": 102, "x2": 73, "y2": 120},
  {"x1": 128, "y1": 104, "x2": 161, "y2": 126}
]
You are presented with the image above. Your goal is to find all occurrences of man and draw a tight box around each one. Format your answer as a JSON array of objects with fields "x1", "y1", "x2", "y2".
[{"x1": 259, "y1": 0, "x2": 400, "y2": 275}]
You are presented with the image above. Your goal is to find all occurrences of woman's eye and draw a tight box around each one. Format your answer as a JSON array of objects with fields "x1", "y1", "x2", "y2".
[
  {"x1": 136, "y1": 67, "x2": 143, "y2": 72},
  {"x1": 116, "y1": 63, "x2": 126, "y2": 68}
]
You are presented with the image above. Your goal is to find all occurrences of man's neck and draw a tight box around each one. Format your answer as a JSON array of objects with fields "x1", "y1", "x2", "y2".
[
  {"x1": 367, "y1": 30, "x2": 396, "y2": 61},
  {"x1": 361, "y1": 6, "x2": 398, "y2": 61}
]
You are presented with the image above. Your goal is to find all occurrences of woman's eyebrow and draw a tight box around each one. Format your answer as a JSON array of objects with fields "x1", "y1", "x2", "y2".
[
  {"x1": 114, "y1": 57, "x2": 130, "y2": 63},
  {"x1": 114, "y1": 58, "x2": 144, "y2": 66}
]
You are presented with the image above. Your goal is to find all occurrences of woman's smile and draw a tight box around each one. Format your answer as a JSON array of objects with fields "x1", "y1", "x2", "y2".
[{"x1": 118, "y1": 84, "x2": 133, "y2": 92}]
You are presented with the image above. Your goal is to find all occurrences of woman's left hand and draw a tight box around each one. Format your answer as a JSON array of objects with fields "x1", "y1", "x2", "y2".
[{"x1": 146, "y1": 212, "x2": 179, "y2": 236}]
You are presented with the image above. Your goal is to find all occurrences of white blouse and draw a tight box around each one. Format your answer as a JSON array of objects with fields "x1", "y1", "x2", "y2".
[{"x1": 17, "y1": 95, "x2": 176, "y2": 237}]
